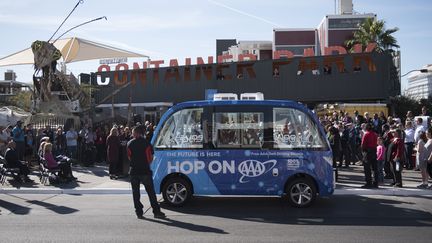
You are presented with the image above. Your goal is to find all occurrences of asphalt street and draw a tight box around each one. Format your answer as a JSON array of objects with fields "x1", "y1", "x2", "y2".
[{"x1": 1, "y1": 194, "x2": 431, "y2": 243}]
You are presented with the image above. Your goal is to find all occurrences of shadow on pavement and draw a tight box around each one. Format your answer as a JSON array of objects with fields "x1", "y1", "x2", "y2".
[
  {"x1": 336, "y1": 165, "x2": 426, "y2": 188},
  {"x1": 72, "y1": 165, "x2": 109, "y2": 177},
  {"x1": 141, "y1": 217, "x2": 228, "y2": 234},
  {"x1": 5, "y1": 178, "x2": 39, "y2": 189},
  {"x1": 26, "y1": 200, "x2": 79, "y2": 215},
  {"x1": 161, "y1": 196, "x2": 432, "y2": 227},
  {"x1": 0, "y1": 199, "x2": 31, "y2": 215}
]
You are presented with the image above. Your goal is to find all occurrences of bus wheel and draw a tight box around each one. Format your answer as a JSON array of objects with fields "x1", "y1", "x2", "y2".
[
  {"x1": 285, "y1": 178, "x2": 317, "y2": 208},
  {"x1": 162, "y1": 177, "x2": 192, "y2": 207}
]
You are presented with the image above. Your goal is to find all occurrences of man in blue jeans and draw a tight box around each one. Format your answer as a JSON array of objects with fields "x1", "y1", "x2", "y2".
[
  {"x1": 12, "y1": 121, "x2": 25, "y2": 160},
  {"x1": 127, "y1": 126, "x2": 165, "y2": 219}
]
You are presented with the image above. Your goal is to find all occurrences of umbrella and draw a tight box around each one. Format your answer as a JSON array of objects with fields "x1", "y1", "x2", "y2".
[{"x1": 0, "y1": 37, "x2": 148, "y2": 67}]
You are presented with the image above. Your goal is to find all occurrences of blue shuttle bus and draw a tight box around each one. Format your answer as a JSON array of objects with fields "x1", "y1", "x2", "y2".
[{"x1": 150, "y1": 100, "x2": 334, "y2": 207}]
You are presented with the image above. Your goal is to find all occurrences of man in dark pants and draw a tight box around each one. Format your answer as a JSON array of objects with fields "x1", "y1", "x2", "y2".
[
  {"x1": 12, "y1": 121, "x2": 25, "y2": 160},
  {"x1": 127, "y1": 126, "x2": 165, "y2": 219},
  {"x1": 361, "y1": 123, "x2": 379, "y2": 188},
  {"x1": 389, "y1": 129, "x2": 405, "y2": 187},
  {"x1": 5, "y1": 141, "x2": 31, "y2": 182}
]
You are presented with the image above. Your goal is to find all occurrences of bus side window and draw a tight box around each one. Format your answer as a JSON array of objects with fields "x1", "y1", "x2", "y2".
[
  {"x1": 212, "y1": 112, "x2": 264, "y2": 149},
  {"x1": 155, "y1": 108, "x2": 204, "y2": 149},
  {"x1": 242, "y1": 113, "x2": 264, "y2": 147},
  {"x1": 273, "y1": 108, "x2": 326, "y2": 150}
]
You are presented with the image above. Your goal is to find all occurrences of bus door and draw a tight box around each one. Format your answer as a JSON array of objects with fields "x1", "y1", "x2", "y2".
[
  {"x1": 271, "y1": 107, "x2": 329, "y2": 185},
  {"x1": 153, "y1": 107, "x2": 209, "y2": 194},
  {"x1": 207, "y1": 105, "x2": 276, "y2": 195}
]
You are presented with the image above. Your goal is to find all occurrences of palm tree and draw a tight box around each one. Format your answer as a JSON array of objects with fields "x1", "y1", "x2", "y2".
[{"x1": 345, "y1": 18, "x2": 399, "y2": 52}]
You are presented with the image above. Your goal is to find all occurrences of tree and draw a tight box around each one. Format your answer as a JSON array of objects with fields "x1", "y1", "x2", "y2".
[
  {"x1": 345, "y1": 18, "x2": 399, "y2": 52},
  {"x1": 8, "y1": 90, "x2": 32, "y2": 111},
  {"x1": 390, "y1": 95, "x2": 432, "y2": 119}
]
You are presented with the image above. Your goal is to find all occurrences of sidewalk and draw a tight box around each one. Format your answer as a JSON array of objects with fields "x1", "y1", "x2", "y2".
[{"x1": 1, "y1": 163, "x2": 431, "y2": 196}]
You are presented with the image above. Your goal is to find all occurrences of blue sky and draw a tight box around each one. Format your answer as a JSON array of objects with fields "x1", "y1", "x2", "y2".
[{"x1": 0, "y1": 0, "x2": 431, "y2": 91}]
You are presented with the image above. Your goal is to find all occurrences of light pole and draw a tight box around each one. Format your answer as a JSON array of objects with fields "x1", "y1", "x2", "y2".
[{"x1": 401, "y1": 68, "x2": 430, "y2": 77}]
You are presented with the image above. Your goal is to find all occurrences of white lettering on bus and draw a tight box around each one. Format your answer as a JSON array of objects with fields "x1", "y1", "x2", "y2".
[
  {"x1": 167, "y1": 159, "x2": 275, "y2": 183},
  {"x1": 167, "y1": 160, "x2": 235, "y2": 175}
]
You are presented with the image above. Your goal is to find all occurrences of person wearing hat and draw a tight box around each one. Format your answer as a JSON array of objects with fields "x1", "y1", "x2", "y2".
[{"x1": 12, "y1": 121, "x2": 25, "y2": 160}]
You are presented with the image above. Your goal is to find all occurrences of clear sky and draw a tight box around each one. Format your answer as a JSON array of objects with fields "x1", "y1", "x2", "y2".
[{"x1": 0, "y1": 0, "x2": 431, "y2": 91}]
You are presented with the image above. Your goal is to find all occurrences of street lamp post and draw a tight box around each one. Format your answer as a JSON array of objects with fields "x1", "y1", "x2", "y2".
[{"x1": 401, "y1": 68, "x2": 430, "y2": 77}]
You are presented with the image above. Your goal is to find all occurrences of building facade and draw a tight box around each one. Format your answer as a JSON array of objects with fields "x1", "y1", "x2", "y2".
[
  {"x1": 222, "y1": 41, "x2": 273, "y2": 62},
  {"x1": 406, "y1": 65, "x2": 432, "y2": 100},
  {"x1": 273, "y1": 29, "x2": 318, "y2": 57},
  {"x1": 317, "y1": 13, "x2": 376, "y2": 55}
]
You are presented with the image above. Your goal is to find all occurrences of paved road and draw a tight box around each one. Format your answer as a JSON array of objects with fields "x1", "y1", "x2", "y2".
[{"x1": 1, "y1": 194, "x2": 431, "y2": 242}]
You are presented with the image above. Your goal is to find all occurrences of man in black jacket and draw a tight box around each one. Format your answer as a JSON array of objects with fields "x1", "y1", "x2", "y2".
[
  {"x1": 127, "y1": 126, "x2": 165, "y2": 219},
  {"x1": 4, "y1": 141, "x2": 31, "y2": 182}
]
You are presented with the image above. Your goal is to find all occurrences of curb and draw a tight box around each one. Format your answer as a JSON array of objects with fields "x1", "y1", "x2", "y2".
[
  {"x1": 0, "y1": 188, "x2": 147, "y2": 195},
  {"x1": 334, "y1": 188, "x2": 432, "y2": 196},
  {"x1": 1, "y1": 187, "x2": 431, "y2": 196}
]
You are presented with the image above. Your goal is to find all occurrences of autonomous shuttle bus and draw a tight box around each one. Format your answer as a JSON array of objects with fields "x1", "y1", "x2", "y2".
[{"x1": 150, "y1": 99, "x2": 334, "y2": 207}]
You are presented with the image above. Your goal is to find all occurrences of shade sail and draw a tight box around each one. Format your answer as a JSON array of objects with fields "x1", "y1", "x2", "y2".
[{"x1": 0, "y1": 37, "x2": 148, "y2": 67}]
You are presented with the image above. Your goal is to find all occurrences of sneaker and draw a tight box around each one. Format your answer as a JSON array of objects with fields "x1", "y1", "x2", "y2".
[
  {"x1": 136, "y1": 214, "x2": 144, "y2": 219},
  {"x1": 417, "y1": 184, "x2": 428, "y2": 189},
  {"x1": 154, "y1": 211, "x2": 166, "y2": 219},
  {"x1": 361, "y1": 184, "x2": 373, "y2": 189},
  {"x1": 428, "y1": 185, "x2": 432, "y2": 190}
]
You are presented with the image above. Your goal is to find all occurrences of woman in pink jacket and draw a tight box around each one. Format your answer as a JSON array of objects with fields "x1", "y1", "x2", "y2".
[{"x1": 44, "y1": 143, "x2": 75, "y2": 181}]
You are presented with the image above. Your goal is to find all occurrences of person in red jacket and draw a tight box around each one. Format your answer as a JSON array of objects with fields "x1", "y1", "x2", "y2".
[
  {"x1": 361, "y1": 123, "x2": 379, "y2": 188},
  {"x1": 389, "y1": 129, "x2": 405, "y2": 187}
]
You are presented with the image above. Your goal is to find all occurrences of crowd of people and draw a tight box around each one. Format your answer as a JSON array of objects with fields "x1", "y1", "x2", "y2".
[
  {"x1": 320, "y1": 106, "x2": 432, "y2": 189},
  {"x1": 2, "y1": 106, "x2": 431, "y2": 190},
  {"x1": 0, "y1": 120, "x2": 156, "y2": 183}
]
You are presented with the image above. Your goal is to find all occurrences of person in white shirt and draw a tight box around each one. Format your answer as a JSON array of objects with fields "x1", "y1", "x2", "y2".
[
  {"x1": 414, "y1": 117, "x2": 426, "y2": 144},
  {"x1": 404, "y1": 121, "x2": 415, "y2": 169},
  {"x1": 66, "y1": 127, "x2": 78, "y2": 159}
]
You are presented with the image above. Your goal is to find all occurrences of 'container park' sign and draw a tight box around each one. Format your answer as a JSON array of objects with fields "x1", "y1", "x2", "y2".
[
  {"x1": 93, "y1": 42, "x2": 400, "y2": 104},
  {"x1": 96, "y1": 43, "x2": 377, "y2": 86}
]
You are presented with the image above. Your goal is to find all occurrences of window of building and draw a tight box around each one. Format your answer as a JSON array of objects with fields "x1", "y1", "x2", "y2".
[
  {"x1": 155, "y1": 108, "x2": 203, "y2": 149},
  {"x1": 328, "y1": 18, "x2": 368, "y2": 29},
  {"x1": 273, "y1": 108, "x2": 326, "y2": 149},
  {"x1": 275, "y1": 46, "x2": 315, "y2": 56}
]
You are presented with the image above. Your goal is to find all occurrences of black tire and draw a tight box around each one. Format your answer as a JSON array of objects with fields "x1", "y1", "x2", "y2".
[
  {"x1": 162, "y1": 177, "x2": 192, "y2": 207},
  {"x1": 285, "y1": 177, "x2": 317, "y2": 208}
]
